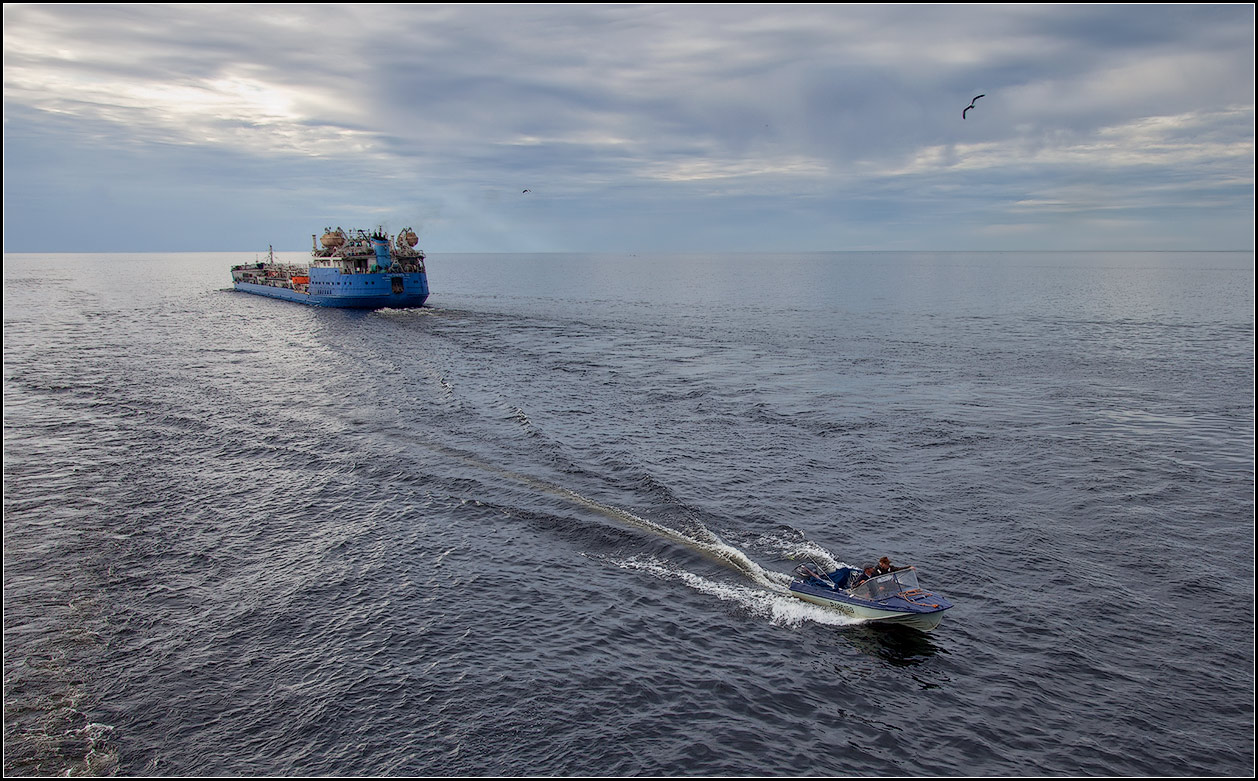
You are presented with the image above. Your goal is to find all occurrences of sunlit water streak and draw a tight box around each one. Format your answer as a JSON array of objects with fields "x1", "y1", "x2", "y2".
[{"x1": 3, "y1": 250, "x2": 1253, "y2": 776}]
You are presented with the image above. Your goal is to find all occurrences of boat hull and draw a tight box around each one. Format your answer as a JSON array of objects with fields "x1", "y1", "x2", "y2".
[
  {"x1": 233, "y1": 277, "x2": 428, "y2": 309},
  {"x1": 788, "y1": 581, "x2": 952, "y2": 631}
]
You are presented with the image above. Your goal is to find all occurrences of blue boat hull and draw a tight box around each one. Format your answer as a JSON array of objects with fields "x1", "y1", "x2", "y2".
[
  {"x1": 234, "y1": 275, "x2": 428, "y2": 309},
  {"x1": 788, "y1": 580, "x2": 952, "y2": 631},
  {"x1": 787, "y1": 565, "x2": 954, "y2": 631}
]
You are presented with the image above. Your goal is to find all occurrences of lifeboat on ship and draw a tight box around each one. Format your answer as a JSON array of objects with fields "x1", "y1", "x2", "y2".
[{"x1": 320, "y1": 228, "x2": 347, "y2": 250}]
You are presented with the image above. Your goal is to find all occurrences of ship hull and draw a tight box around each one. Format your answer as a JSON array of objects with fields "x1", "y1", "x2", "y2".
[{"x1": 233, "y1": 273, "x2": 429, "y2": 309}]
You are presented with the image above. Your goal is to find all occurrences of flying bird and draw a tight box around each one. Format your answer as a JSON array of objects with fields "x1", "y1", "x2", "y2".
[
  {"x1": 522, "y1": 189, "x2": 531, "y2": 193},
  {"x1": 962, "y1": 94, "x2": 985, "y2": 119}
]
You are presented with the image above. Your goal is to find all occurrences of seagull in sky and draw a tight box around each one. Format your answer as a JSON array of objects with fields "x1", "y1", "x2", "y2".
[
  {"x1": 522, "y1": 189, "x2": 531, "y2": 193},
  {"x1": 962, "y1": 94, "x2": 985, "y2": 119}
]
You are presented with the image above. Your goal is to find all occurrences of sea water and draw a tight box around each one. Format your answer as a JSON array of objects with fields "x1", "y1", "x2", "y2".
[{"x1": 3, "y1": 250, "x2": 1253, "y2": 775}]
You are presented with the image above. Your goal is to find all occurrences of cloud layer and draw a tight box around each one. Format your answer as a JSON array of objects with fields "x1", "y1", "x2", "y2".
[{"x1": 3, "y1": 4, "x2": 1253, "y2": 251}]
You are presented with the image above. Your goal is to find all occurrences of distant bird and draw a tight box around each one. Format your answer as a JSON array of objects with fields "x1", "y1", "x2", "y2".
[
  {"x1": 522, "y1": 189, "x2": 531, "y2": 193},
  {"x1": 962, "y1": 94, "x2": 985, "y2": 119}
]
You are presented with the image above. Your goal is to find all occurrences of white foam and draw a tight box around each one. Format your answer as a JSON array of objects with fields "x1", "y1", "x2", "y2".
[
  {"x1": 550, "y1": 485, "x2": 795, "y2": 590},
  {"x1": 409, "y1": 439, "x2": 854, "y2": 617},
  {"x1": 612, "y1": 554, "x2": 864, "y2": 629}
]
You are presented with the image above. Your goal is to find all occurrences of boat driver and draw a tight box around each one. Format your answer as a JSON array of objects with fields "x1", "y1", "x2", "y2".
[
  {"x1": 853, "y1": 564, "x2": 878, "y2": 586},
  {"x1": 876, "y1": 556, "x2": 907, "y2": 574}
]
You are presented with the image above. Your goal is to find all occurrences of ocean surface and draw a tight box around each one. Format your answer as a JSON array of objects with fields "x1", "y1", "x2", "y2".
[{"x1": 3, "y1": 249, "x2": 1253, "y2": 776}]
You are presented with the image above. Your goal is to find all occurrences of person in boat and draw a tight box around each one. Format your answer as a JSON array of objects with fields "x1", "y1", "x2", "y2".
[
  {"x1": 852, "y1": 564, "x2": 879, "y2": 586},
  {"x1": 875, "y1": 556, "x2": 908, "y2": 575}
]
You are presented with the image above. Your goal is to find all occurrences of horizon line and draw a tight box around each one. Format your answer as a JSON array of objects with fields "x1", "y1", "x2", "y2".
[{"x1": 4, "y1": 248, "x2": 1255, "y2": 255}]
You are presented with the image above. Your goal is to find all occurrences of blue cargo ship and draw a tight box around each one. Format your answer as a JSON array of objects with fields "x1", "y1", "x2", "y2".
[{"x1": 231, "y1": 227, "x2": 429, "y2": 308}]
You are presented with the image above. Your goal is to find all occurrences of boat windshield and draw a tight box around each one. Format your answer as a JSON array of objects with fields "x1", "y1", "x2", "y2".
[{"x1": 849, "y1": 567, "x2": 920, "y2": 601}]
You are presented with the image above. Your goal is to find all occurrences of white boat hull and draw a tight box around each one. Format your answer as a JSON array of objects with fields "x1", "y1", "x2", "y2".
[
  {"x1": 790, "y1": 589, "x2": 946, "y2": 631},
  {"x1": 788, "y1": 565, "x2": 953, "y2": 632}
]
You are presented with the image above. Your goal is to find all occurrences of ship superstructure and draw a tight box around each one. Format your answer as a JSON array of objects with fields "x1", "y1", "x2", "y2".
[{"x1": 231, "y1": 227, "x2": 429, "y2": 308}]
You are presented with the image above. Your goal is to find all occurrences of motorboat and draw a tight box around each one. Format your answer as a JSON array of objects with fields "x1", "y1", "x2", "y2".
[{"x1": 788, "y1": 561, "x2": 954, "y2": 631}]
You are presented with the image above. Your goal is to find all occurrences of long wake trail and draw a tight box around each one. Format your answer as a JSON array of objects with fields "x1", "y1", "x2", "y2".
[{"x1": 409, "y1": 437, "x2": 864, "y2": 626}]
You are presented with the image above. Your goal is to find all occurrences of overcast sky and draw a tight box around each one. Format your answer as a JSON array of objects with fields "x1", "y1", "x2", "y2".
[{"x1": 3, "y1": 3, "x2": 1254, "y2": 252}]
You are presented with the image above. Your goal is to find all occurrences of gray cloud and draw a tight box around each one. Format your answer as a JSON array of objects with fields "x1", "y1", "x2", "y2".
[{"x1": 3, "y1": 3, "x2": 1252, "y2": 252}]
